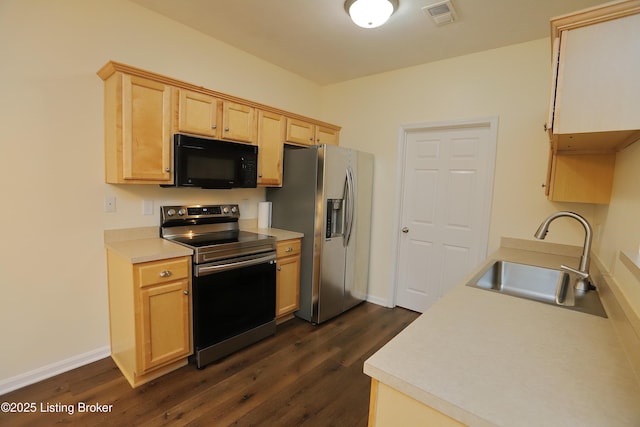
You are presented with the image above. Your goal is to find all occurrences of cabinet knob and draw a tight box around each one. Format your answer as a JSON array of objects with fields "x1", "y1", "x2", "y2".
[
  {"x1": 402, "y1": 227, "x2": 409, "y2": 234},
  {"x1": 183, "y1": 290, "x2": 189, "y2": 295},
  {"x1": 309, "y1": 137, "x2": 314, "y2": 141},
  {"x1": 224, "y1": 127, "x2": 230, "y2": 132},
  {"x1": 212, "y1": 125, "x2": 217, "y2": 129},
  {"x1": 165, "y1": 168, "x2": 171, "y2": 172},
  {"x1": 285, "y1": 247, "x2": 293, "y2": 252},
  {"x1": 543, "y1": 123, "x2": 549, "y2": 132},
  {"x1": 159, "y1": 270, "x2": 172, "y2": 277},
  {"x1": 277, "y1": 267, "x2": 282, "y2": 271}
]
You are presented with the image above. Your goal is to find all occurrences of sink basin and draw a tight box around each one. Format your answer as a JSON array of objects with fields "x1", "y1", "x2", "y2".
[{"x1": 466, "y1": 260, "x2": 607, "y2": 318}]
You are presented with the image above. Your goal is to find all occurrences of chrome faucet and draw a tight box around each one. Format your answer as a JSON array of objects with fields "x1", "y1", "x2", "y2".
[{"x1": 534, "y1": 211, "x2": 593, "y2": 291}]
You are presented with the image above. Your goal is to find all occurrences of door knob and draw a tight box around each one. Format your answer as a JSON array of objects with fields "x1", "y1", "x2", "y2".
[{"x1": 402, "y1": 227, "x2": 409, "y2": 233}]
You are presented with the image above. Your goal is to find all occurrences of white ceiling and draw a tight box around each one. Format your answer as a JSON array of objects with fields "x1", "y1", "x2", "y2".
[{"x1": 130, "y1": 0, "x2": 610, "y2": 85}]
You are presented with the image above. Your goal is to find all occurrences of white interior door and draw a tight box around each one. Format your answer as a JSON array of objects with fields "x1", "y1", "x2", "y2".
[{"x1": 394, "y1": 119, "x2": 497, "y2": 313}]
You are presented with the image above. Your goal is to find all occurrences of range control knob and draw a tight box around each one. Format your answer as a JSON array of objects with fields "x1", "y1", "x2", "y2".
[
  {"x1": 222, "y1": 206, "x2": 230, "y2": 214},
  {"x1": 231, "y1": 206, "x2": 238, "y2": 214},
  {"x1": 166, "y1": 209, "x2": 176, "y2": 217},
  {"x1": 178, "y1": 208, "x2": 186, "y2": 216}
]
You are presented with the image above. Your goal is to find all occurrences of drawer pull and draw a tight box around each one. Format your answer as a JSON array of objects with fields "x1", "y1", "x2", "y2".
[
  {"x1": 159, "y1": 270, "x2": 172, "y2": 278},
  {"x1": 285, "y1": 247, "x2": 293, "y2": 252},
  {"x1": 183, "y1": 290, "x2": 189, "y2": 295}
]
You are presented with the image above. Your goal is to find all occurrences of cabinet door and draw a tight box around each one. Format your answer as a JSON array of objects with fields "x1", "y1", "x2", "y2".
[
  {"x1": 547, "y1": 153, "x2": 615, "y2": 204},
  {"x1": 122, "y1": 75, "x2": 172, "y2": 182},
  {"x1": 222, "y1": 101, "x2": 256, "y2": 144},
  {"x1": 177, "y1": 89, "x2": 221, "y2": 138},
  {"x1": 285, "y1": 118, "x2": 315, "y2": 146},
  {"x1": 554, "y1": 12, "x2": 640, "y2": 136},
  {"x1": 138, "y1": 279, "x2": 191, "y2": 373},
  {"x1": 276, "y1": 255, "x2": 301, "y2": 318},
  {"x1": 315, "y1": 125, "x2": 339, "y2": 145},
  {"x1": 257, "y1": 110, "x2": 285, "y2": 187}
]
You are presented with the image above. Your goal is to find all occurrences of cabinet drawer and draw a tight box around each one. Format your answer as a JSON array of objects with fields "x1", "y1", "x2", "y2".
[
  {"x1": 137, "y1": 257, "x2": 190, "y2": 288},
  {"x1": 276, "y1": 239, "x2": 301, "y2": 258}
]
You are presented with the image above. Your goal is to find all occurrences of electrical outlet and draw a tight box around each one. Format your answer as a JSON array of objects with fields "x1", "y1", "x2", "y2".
[
  {"x1": 104, "y1": 196, "x2": 116, "y2": 213},
  {"x1": 143, "y1": 200, "x2": 153, "y2": 215}
]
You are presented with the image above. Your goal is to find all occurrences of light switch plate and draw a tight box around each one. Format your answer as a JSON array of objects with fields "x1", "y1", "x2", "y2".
[{"x1": 143, "y1": 200, "x2": 153, "y2": 215}]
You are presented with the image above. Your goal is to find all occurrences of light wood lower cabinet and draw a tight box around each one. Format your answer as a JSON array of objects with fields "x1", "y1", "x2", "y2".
[
  {"x1": 368, "y1": 379, "x2": 466, "y2": 427},
  {"x1": 106, "y1": 252, "x2": 192, "y2": 387},
  {"x1": 275, "y1": 238, "x2": 301, "y2": 322}
]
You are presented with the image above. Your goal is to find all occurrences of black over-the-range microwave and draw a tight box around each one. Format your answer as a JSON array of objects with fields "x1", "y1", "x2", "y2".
[{"x1": 165, "y1": 133, "x2": 258, "y2": 189}]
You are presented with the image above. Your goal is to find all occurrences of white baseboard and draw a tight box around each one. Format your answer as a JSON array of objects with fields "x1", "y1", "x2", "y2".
[
  {"x1": 366, "y1": 294, "x2": 393, "y2": 308},
  {"x1": 0, "y1": 346, "x2": 111, "y2": 396}
]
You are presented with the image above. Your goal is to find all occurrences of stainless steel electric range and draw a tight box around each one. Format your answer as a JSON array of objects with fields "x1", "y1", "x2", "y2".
[{"x1": 160, "y1": 204, "x2": 277, "y2": 368}]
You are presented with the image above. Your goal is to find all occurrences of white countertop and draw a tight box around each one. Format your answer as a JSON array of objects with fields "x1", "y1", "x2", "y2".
[
  {"x1": 105, "y1": 238, "x2": 193, "y2": 264},
  {"x1": 241, "y1": 225, "x2": 304, "y2": 241},
  {"x1": 364, "y1": 245, "x2": 640, "y2": 427}
]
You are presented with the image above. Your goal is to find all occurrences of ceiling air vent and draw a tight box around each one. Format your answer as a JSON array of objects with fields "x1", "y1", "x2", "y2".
[{"x1": 422, "y1": 0, "x2": 457, "y2": 25}]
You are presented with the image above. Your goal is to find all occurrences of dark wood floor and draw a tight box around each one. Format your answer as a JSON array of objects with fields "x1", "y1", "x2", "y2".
[{"x1": 0, "y1": 303, "x2": 418, "y2": 427}]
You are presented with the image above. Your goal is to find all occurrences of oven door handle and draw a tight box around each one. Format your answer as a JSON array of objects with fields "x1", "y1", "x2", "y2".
[{"x1": 195, "y1": 252, "x2": 277, "y2": 277}]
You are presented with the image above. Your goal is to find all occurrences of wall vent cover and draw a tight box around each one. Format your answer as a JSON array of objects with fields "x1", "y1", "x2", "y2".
[{"x1": 422, "y1": 0, "x2": 457, "y2": 25}]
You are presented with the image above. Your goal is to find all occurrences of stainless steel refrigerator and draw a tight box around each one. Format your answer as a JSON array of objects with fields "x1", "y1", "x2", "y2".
[{"x1": 267, "y1": 144, "x2": 374, "y2": 324}]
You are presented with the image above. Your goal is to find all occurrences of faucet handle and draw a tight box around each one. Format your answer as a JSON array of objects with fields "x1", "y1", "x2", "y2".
[{"x1": 560, "y1": 264, "x2": 589, "y2": 278}]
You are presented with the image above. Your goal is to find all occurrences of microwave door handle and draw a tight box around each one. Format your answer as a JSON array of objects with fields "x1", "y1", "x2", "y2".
[{"x1": 182, "y1": 145, "x2": 205, "y2": 150}]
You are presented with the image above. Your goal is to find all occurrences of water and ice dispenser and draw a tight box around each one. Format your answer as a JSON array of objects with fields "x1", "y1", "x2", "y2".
[{"x1": 326, "y1": 198, "x2": 345, "y2": 239}]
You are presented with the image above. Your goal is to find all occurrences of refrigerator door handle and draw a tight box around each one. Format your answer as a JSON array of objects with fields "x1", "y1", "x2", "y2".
[{"x1": 344, "y1": 167, "x2": 355, "y2": 247}]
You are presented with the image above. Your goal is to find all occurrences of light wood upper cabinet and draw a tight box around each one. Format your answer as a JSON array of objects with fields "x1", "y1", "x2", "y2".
[
  {"x1": 315, "y1": 125, "x2": 339, "y2": 146},
  {"x1": 222, "y1": 101, "x2": 257, "y2": 144},
  {"x1": 103, "y1": 73, "x2": 173, "y2": 184},
  {"x1": 285, "y1": 117, "x2": 316, "y2": 145},
  {"x1": 543, "y1": 0, "x2": 640, "y2": 204},
  {"x1": 548, "y1": 0, "x2": 640, "y2": 151},
  {"x1": 98, "y1": 61, "x2": 340, "y2": 186},
  {"x1": 285, "y1": 118, "x2": 340, "y2": 146},
  {"x1": 177, "y1": 89, "x2": 221, "y2": 138},
  {"x1": 257, "y1": 110, "x2": 285, "y2": 186}
]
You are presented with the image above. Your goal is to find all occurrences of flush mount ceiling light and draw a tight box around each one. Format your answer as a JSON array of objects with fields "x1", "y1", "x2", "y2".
[{"x1": 345, "y1": 0, "x2": 398, "y2": 28}]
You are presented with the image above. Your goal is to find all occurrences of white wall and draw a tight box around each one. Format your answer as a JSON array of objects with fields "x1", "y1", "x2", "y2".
[
  {"x1": 595, "y1": 142, "x2": 640, "y2": 311},
  {"x1": 0, "y1": 0, "x2": 322, "y2": 385},
  {"x1": 321, "y1": 38, "x2": 597, "y2": 305}
]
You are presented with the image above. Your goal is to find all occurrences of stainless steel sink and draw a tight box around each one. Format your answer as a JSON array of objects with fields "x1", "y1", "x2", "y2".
[{"x1": 466, "y1": 260, "x2": 607, "y2": 318}]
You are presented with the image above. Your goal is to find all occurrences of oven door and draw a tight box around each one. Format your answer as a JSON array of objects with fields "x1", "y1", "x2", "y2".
[{"x1": 192, "y1": 252, "x2": 276, "y2": 359}]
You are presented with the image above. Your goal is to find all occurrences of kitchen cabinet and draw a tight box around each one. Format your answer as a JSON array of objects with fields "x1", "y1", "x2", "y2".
[
  {"x1": 98, "y1": 61, "x2": 340, "y2": 187},
  {"x1": 315, "y1": 124, "x2": 340, "y2": 146},
  {"x1": 257, "y1": 110, "x2": 285, "y2": 186},
  {"x1": 368, "y1": 380, "x2": 465, "y2": 427},
  {"x1": 177, "y1": 91, "x2": 256, "y2": 144},
  {"x1": 546, "y1": 151, "x2": 616, "y2": 204},
  {"x1": 176, "y1": 89, "x2": 221, "y2": 138},
  {"x1": 106, "y1": 252, "x2": 192, "y2": 388},
  {"x1": 275, "y1": 238, "x2": 301, "y2": 322},
  {"x1": 102, "y1": 73, "x2": 173, "y2": 184},
  {"x1": 285, "y1": 118, "x2": 340, "y2": 146},
  {"x1": 221, "y1": 101, "x2": 257, "y2": 144},
  {"x1": 543, "y1": 0, "x2": 640, "y2": 203}
]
